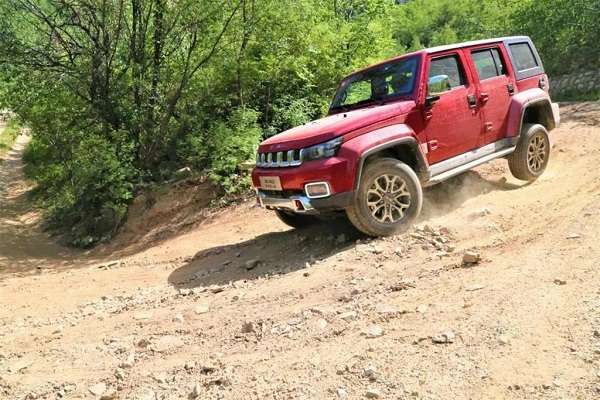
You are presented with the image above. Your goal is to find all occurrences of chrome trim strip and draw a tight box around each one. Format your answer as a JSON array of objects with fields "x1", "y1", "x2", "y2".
[
  {"x1": 429, "y1": 138, "x2": 514, "y2": 177},
  {"x1": 304, "y1": 182, "x2": 331, "y2": 199},
  {"x1": 257, "y1": 192, "x2": 316, "y2": 214},
  {"x1": 256, "y1": 150, "x2": 303, "y2": 168},
  {"x1": 426, "y1": 145, "x2": 515, "y2": 186}
]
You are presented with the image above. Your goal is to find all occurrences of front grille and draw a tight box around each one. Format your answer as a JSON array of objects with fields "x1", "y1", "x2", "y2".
[
  {"x1": 259, "y1": 189, "x2": 304, "y2": 199},
  {"x1": 256, "y1": 149, "x2": 302, "y2": 168}
]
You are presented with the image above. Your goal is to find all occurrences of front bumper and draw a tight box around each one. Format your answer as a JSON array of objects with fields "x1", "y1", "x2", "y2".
[{"x1": 257, "y1": 190, "x2": 355, "y2": 214}]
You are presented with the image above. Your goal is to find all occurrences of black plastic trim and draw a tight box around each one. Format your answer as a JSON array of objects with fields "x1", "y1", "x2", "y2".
[
  {"x1": 354, "y1": 137, "x2": 429, "y2": 190},
  {"x1": 311, "y1": 191, "x2": 355, "y2": 211}
]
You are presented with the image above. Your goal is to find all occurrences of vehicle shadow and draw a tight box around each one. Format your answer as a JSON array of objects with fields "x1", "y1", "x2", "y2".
[
  {"x1": 168, "y1": 169, "x2": 529, "y2": 289},
  {"x1": 168, "y1": 216, "x2": 366, "y2": 289}
]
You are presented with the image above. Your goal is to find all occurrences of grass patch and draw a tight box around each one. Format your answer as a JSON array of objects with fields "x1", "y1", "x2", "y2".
[
  {"x1": 0, "y1": 118, "x2": 21, "y2": 157},
  {"x1": 553, "y1": 90, "x2": 600, "y2": 102}
]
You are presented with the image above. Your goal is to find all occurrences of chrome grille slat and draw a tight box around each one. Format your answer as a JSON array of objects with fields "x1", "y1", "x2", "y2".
[{"x1": 256, "y1": 149, "x2": 302, "y2": 168}]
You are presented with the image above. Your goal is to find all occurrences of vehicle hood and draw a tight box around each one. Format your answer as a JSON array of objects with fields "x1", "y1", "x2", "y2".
[{"x1": 258, "y1": 101, "x2": 414, "y2": 152}]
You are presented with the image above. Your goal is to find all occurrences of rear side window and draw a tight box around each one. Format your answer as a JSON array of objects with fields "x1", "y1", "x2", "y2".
[
  {"x1": 471, "y1": 48, "x2": 506, "y2": 80},
  {"x1": 509, "y1": 43, "x2": 538, "y2": 71},
  {"x1": 429, "y1": 55, "x2": 466, "y2": 89}
]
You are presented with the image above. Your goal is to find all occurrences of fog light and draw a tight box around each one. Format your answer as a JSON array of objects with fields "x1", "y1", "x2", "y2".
[{"x1": 305, "y1": 182, "x2": 330, "y2": 198}]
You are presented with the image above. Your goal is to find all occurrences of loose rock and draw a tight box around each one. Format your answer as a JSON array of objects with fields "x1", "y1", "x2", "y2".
[
  {"x1": 363, "y1": 365, "x2": 377, "y2": 377},
  {"x1": 317, "y1": 319, "x2": 328, "y2": 330},
  {"x1": 363, "y1": 326, "x2": 383, "y2": 338},
  {"x1": 100, "y1": 389, "x2": 117, "y2": 400},
  {"x1": 339, "y1": 311, "x2": 357, "y2": 320},
  {"x1": 133, "y1": 310, "x2": 154, "y2": 320},
  {"x1": 463, "y1": 251, "x2": 482, "y2": 264},
  {"x1": 114, "y1": 368, "x2": 126, "y2": 381},
  {"x1": 466, "y1": 284, "x2": 486, "y2": 292},
  {"x1": 209, "y1": 285, "x2": 225, "y2": 294},
  {"x1": 379, "y1": 306, "x2": 398, "y2": 315},
  {"x1": 185, "y1": 361, "x2": 196, "y2": 370},
  {"x1": 191, "y1": 383, "x2": 202, "y2": 398},
  {"x1": 553, "y1": 278, "x2": 567, "y2": 285},
  {"x1": 416, "y1": 305, "x2": 428, "y2": 314},
  {"x1": 365, "y1": 388, "x2": 381, "y2": 398},
  {"x1": 119, "y1": 353, "x2": 135, "y2": 369},
  {"x1": 244, "y1": 259, "x2": 262, "y2": 271},
  {"x1": 172, "y1": 314, "x2": 185, "y2": 323},
  {"x1": 371, "y1": 246, "x2": 384, "y2": 255},
  {"x1": 153, "y1": 373, "x2": 167, "y2": 383},
  {"x1": 195, "y1": 305, "x2": 209, "y2": 314},
  {"x1": 88, "y1": 383, "x2": 107, "y2": 397},
  {"x1": 469, "y1": 208, "x2": 491, "y2": 219},
  {"x1": 432, "y1": 330, "x2": 455, "y2": 344},
  {"x1": 232, "y1": 293, "x2": 245, "y2": 301}
]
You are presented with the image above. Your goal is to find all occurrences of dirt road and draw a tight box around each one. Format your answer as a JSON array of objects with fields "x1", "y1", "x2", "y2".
[{"x1": 0, "y1": 103, "x2": 599, "y2": 399}]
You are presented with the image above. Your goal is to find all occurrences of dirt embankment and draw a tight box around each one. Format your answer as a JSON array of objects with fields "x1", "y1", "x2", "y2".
[{"x1": 0, "y1": 103, "x2": 599, "y2": 399}]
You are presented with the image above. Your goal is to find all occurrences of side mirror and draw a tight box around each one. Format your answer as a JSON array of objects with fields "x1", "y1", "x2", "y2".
[{"x1": 425, "y1": 74, "x2": 450, "y2": 108}]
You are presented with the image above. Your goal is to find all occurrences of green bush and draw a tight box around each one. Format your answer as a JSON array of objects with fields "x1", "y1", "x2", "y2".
[
  {"x1": 266, "y1": 97, "x2": 316, "y2": 136},
  {"x1": 180, "y1": 107, "x2": 262, "y2": 194},
  {"x1": 23, "y1": 133, "x2": 134, "y2": 247},
  {"x1": 0, "y1": 117, "x2": 21, "y2": 154}
]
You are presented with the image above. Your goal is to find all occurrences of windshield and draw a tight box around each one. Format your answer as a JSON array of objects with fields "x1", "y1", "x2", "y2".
[{"x1": 330, "y1": 56, "x2": 419, "y2": 110}]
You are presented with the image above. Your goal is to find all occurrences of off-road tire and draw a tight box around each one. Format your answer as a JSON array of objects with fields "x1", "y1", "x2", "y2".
[
  {"x1": 508, "y1": 123, "x2": 550, "y2": 181},
  {"x1": 346, "y1": 158, "x2": 422, "y2": 236},
  {"x1": 274, "y1": 209, "x2": 318, "y2": 229}
]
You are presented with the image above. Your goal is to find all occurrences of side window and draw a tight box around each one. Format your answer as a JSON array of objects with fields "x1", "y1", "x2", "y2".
[
  {"x1": 429, "y1": 55, "x2": 466, "y2": 89},
  {"x1": 471, "y1": 48, "x2": 506, "y2": 80},
  {"x1": 509, "y1": 43, "x2": 538, "y2": 71}
]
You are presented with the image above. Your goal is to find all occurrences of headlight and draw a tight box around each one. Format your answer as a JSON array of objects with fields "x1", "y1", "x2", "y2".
[{"x1": 300, "y1": 137, "x2": 343, "y2": 162}]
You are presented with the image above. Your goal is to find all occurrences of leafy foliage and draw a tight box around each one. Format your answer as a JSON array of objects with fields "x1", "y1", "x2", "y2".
[
  {"x1": 0, "y1": 117, "x2": 21, "y2": 155},
  {"x1": 0, "y1": 0, "x2": 595, "y2": 246}
]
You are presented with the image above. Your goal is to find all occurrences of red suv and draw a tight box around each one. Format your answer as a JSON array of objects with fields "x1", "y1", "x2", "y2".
[{"x1": 252, "y1": 36, "x2": 560, "y2": 236}]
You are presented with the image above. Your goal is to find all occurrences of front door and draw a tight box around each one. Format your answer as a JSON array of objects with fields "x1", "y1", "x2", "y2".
[{"x1": 423, "y1": 52, "x2": 483, "y2": 165}]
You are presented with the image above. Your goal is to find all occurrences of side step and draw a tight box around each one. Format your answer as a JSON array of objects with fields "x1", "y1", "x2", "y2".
[{"x1": 424, "y1": 147, "x2": 515, "y2": 187}]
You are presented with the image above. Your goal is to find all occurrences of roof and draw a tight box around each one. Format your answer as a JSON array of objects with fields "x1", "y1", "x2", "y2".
[
  {"x1": 424, "y1": 36, "x2": 531, "y2": 54},
  {"x1": 341, "y1": 36, "x2": 532, "y2": 80}
]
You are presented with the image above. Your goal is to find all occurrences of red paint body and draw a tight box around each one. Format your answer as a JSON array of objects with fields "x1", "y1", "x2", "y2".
[{"x1": 252, "y1": 36, "x2": 556, "y2": 204}]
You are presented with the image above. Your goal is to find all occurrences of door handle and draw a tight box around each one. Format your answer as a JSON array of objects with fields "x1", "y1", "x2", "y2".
[
  {"x1": 507, "y1": 82, "x2": 515, "y2": 95},
  {"x1": 424, "y1": 110, "x2": 433, "y2": 121},
  {"x1": 480, "y1": 93, "x2": 489, "y2": 104},
  {"x1": 467, "y1": 94, "x2": 477, "y2": 109}
]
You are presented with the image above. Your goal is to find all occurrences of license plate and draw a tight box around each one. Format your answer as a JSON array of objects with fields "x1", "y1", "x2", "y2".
[{"x1": 259, "y1": 176, "x2": 282, "y2": 191}]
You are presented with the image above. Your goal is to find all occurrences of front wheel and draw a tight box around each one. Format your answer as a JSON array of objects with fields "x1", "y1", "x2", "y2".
[
  {"x1": 346, "y1": 158, "x2": 422, "y2": 236},
  {"x1": 274, "y1": 209, "x2": 318, "y2": 229},
  {"x1": 507, "y1": 123, "x2": 550, "y2": 181}
]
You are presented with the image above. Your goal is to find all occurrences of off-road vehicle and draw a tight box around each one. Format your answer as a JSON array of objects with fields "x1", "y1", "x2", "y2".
[{"x1": 252, "y1": 36, "x2": 560, "y2": 236}]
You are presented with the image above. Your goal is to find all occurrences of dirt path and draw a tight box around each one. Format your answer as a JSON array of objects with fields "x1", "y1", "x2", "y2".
[
  {"x1": 0, "y1": 133, "x2": 77, "y2": 273},
  {"x1": 0, "y1": 104, "x2": 599, "y2": 399}
]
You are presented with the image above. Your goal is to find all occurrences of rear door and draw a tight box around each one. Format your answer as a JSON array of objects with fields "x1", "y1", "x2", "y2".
[
  {"x1": 468, "y1": 46, "x2": 513, "y2": 144},
  {"x1": 423, "y1": 51, "x2": 483, "y2": 165}
]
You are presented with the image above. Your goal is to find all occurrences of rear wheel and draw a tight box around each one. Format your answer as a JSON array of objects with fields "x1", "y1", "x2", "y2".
[
  {"x1": 346, "y1": 158, "x2": 422, "y2": 236},
  {"x1": 274, "y1": 209, "x2": 318, "y2": 229},
  {"x1": 508, "y1": 123, "x2": 550, "y2": 181}
]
